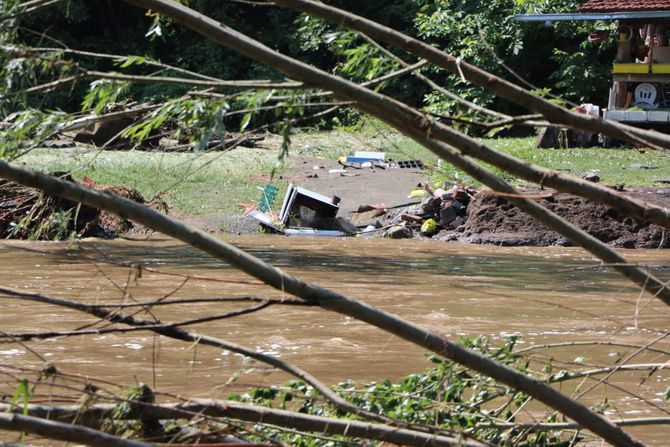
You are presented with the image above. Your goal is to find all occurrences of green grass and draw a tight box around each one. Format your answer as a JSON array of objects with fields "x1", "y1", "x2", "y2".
[
  {"x1": 16, "y1": 146, "x2": 293, "y2": 216},
  {"x1": 294, "y1": 119, "x2": 670, "y2": 188},
  {"x1": 15, "y1": 122, "x2": 670, "y2": 217},
  {"x1": 484, "y1": 137, "x2": 670, "y2": 187}
]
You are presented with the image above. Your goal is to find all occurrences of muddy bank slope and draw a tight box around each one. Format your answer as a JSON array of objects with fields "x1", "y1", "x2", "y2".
[
  {"x1": 0, "y1": 175, "x2": 153, "y2": 240},
  {"x1": 439, "y1": 187, "x2": 670, "y2": 248}
]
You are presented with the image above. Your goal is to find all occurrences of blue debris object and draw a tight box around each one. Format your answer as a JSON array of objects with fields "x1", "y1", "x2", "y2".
[{"x1": 258, "y1": 184, "x2": 279, "y2": 212}]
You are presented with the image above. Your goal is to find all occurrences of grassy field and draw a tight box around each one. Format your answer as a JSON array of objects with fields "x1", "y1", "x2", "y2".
[
  {"x1": 16, "y1": 146, "x2": 288, "y2": 216},
  {"x1": 15, "y1": 123, "x2": 670, "y2": 217}
]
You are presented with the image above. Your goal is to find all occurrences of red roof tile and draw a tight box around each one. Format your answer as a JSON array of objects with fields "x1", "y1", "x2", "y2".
[{"x1": 579, "y1": 0, "x2": 670, "y2": 11}]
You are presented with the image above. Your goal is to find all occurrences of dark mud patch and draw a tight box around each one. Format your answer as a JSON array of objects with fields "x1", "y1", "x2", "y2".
[
  {"x1": 439, "y1": 188, "x2": 670, "y2": 248},
  {"x1": 0, "y1": 175, "x2": 150, "y2": 240}
]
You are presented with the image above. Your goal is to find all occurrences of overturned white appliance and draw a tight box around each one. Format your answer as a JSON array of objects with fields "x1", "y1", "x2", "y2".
[{"x1": 250, "y1": 184, "x2": 347, "y2": 236}]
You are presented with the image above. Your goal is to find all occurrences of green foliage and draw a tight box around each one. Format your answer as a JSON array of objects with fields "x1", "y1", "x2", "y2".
[
  {"x1": 234, "y1": 337, "x2": 574, "y2": 446},
  {"x1": 413, "y1": 0, "x2": 612, "y2": 117},
  {"x1": 27, "y1": 208, "x2": 75, "y2": 241},
  {"x1": 9, "y1": 378, "x2": 31, "y2": 416},
  {"x1": 0, "y1": 47, "x2": 75, "y2": 115},
  {"x1": 0, "y1": 109, "x2": 68, "y2": 159},
  {"x1": 0, "y1": 0, "x2": 620, "y2": 134},
  {"x1": 81, "y1": 80, "x2": 130, "y2": 114},
  {"x1": 124, "y1": 98, "x2": 228, "y2": 151},
  {"x1": 299, "y1": 17, "x2": 398, "y2": 83}
]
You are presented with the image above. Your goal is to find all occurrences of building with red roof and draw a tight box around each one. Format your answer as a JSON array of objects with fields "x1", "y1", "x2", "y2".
[
  {"x1": 579, "y1": 1, "x2": 670, "y2": 12},
  {"x1": 516, "y1": 1, "x2": 670, "y2": 134}
]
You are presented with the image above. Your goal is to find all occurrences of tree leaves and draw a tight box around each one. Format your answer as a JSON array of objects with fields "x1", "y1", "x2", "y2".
[{"x1": 81, "y1": 80, "x2": 130, "y2": 115}]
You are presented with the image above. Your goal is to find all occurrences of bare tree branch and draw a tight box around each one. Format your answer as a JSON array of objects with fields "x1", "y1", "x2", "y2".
[
  {"x1": 0, "y1": 412, "x2": 153, "y2": 447},
  {"x1": 5, "y1": 45, "x2": 225, "y2": 81},
  {"x1": 0, "y1": 299, "x2": 275, "y2": 341},
  {"x1": 357, "y1": 32, "x2": 509, "y2": 119},
  {"x1": 0, "y1": 401, "x2": 486, "y2": 447},
  {"x1": 0, "y1": 75, "x2": 80, "y2": 101},
  {"x1": 479, "y1": 418, "x2": 670, "y2": 430},
  {"x1": 514, "y1": 341, "x2": 670, "y2": 357},
  {"x1": 81, "y1": 69, "x2": 304, "y2": 90},
  {"x1": 549, "y1": 363, "x2": 670, "y2": 382},
  {"x1": 1, "y1": 0, "x2": 64, "y2": 21}
]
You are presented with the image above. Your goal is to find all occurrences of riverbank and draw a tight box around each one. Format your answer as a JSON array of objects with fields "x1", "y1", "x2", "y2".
[
  {"x1": 438, "y1": 186, "x2": 670, "y2": 248},
  {"x1": 11, "y1": 129, "x2": 670, "y2": 246}
]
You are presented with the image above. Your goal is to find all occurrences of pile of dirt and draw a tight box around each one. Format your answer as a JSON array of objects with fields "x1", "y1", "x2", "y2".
[
  {"x1": 439, "y1": 188, "x2": 670, "y2": 248},
  {"x1": 0, "y1": 174, "x2": 148, "y2": 240}
]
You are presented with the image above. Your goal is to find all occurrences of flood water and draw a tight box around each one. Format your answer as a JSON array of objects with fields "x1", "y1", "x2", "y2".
[{"x1": 1, "y1": 236, "x2": 669, "y2": 444}]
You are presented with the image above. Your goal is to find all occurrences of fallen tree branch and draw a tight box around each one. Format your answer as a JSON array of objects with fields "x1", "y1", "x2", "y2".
[
  {"x1": 550, "y1": 363, "x2": 669, "y2": 382},
  {"x1": 357, "y1": 33, "x2": 508, "y2": 120},
  {"x1": 0, "y1": 75, "x2": 80, "y2": 101},
  {"x1": 0, "y1": 0, "x2": 64, "y2": 21},
  {"x1": 56, "y1": 104, "x2": 161, "y2": 133},
  {"x1": 0, "y1": 412, "x2": 152, "y2": 447},
  {"x1": 6, "y1": 45, "x2": 225, "y2": 81},
  {"x1": 85, "y1": 296, "x2": 311, "y2": 308},
  {"x1": 478, "y1": 417, "x2": 670, "y2": 430},
  {"x1": 0, "y1": 400, "x2": 485, "y2": 447},
  {"x1": 81, "y1": 70, "x2": 304, "y2": 90},
  {"x1": 514, "y1": 340, "x2": 670, "y2": 357}
]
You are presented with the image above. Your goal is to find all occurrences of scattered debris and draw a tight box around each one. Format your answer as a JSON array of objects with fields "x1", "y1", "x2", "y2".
[
  {"x1": 245, "y1": 151, "x2": 432, "y2": 237},
  {"x1": 258, "y1": 184, "x2": 279, "y2": 213},
  {"x1": 0, "y1": 173, "x2": 152, "y2": 240},
  {"x1": 583, "y1": 172, "x2": 601, "y2": 183},
  {"x1": 384, "y1": 224, "x2": 413, "y2": 239},
  {"x1": 346, "y1": 151, "x2": 385, "y2": 163},
  {"x1": 337, "y1": 152, "x2": 425, "y2": 172},
  {"x1": 396, "y1": 160, "x2": 424, "y2": 169},
  {"x1": 401, "y1": 213, "x2": 423, "y2": 224},
  {"x1": 420, "y1": 218, "x2": 438, "y2": 236},
  {"x1": 248, "y1": 184, "x2": 352, "y2": 237},
  {"x1": 279, "y1": 185, "x2": 340, "y2": 227},
  {"x1": 43, "y1": 139, "x2": 75, "y2": 149},
  {"x1": 369, "y1": 182, "x2": 475, "y2": 240},
  {"x1": 356, "y1": 203, "x2": 386, "y2": 213},
  {"x1": 250, "y1": 174, "x2": 301, "y2": 182},
  {"x1": 626, "y1": 163, "x2": 658, "y2": 170}
]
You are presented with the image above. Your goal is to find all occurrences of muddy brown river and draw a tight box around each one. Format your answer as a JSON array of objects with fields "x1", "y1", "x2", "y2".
[{"x1": 1, "y1": 236, "x2": 669, "y2": 444}]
